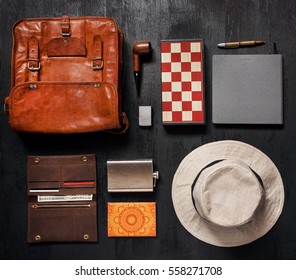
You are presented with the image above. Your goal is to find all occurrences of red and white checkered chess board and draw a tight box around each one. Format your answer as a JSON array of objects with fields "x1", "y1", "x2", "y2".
[{"x1": 161, "y1": 40, "x2": 205, "y2": 124}]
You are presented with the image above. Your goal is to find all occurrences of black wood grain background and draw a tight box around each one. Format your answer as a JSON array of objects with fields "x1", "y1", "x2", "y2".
[{"x1": 0, "y1": 0, "x2": 295, "y2": 260}]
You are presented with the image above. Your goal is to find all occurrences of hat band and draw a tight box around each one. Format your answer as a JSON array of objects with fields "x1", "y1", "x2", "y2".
[{"x1": 191, "y1": 159, "x2": 265, "y2": 227}]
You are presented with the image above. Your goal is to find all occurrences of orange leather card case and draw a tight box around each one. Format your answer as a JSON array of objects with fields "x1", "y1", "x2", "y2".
[
  {"x1": 108, "y1": 202, "x2": 156, "y2": 237},
  {"x1": 5, "y1": 15, "x2": 128, "y2": 133}
]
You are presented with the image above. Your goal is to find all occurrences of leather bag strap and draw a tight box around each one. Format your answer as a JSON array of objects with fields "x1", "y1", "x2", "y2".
[
  {"x1": 61, "y1": 15, "x2": 71, "y2": 37},
  {"x1": 92, "y1": 35, "x2": 103, "y2": 80},
  {"x1": 92, "y1": 35, "x2": 103, "y2": 70},
  {"x1": 28, "y1": 36, "x2": 40, "y2": 82}
]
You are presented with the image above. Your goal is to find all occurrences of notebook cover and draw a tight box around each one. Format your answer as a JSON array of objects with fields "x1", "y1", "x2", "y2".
[
  {"x1": 161, "y1": 39, "x2": 205, "y2": 125},
  {"x1": 108, "y1": 202, "x2": 156, "y2": 237},
  {"x1": 212, "y1": 54, "x2": 283, "y2": 124}
]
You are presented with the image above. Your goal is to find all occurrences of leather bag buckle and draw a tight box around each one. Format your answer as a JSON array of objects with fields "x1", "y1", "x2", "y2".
[
  {"x1": 61, "y1": 15, "x2": 71, "y2": 37},
  {"x1": 61, "y1": 31, "x2": 71, "y2": 37},
  {"x1": 92, "y1": 59, "x2": 104, "y2": 70},
  {"x1": 28, "y1": 60, "x2": 40, "y2": 71},
  {"x1": 4, "y1": 103, "x2": 9, "y2": 114}
]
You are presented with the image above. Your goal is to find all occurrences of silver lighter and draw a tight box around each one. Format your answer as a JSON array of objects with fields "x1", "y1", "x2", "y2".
[{"x1": 107, "y1": 159, "x2": 159, "y2": 192}]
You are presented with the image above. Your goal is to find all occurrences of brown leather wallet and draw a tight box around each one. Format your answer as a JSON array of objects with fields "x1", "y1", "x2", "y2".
[{"x1": 27, "y1": 154, "x2": 97, "y2": 243}]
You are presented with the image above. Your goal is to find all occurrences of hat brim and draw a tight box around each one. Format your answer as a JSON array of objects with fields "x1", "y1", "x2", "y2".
[{"x1": 172, "y1": 140, "x2": 285, "y2": 247}]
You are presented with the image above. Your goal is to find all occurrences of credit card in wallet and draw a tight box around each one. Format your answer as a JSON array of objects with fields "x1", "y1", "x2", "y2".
[
  {"x1": 29, "y1": 189, "x2": 59, "y2": 193},
  {"x1": 63, "y1": 181, "x2": 95, "y2": 187}
]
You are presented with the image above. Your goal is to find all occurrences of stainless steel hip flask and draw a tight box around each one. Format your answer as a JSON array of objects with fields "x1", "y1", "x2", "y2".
[{"x1": 107, "y1": 159, "x2": 159, "y2": 192}]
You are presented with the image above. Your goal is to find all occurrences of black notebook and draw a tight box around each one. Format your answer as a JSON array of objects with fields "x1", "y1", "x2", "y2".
[{"x1": 212, "y1": 54, "x2": 283, "y2": 124}]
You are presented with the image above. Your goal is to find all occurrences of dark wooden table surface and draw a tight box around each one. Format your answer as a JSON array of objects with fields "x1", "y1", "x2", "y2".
[{"x1": 0, "y1": 0, "x2": 295, "y2": 260}]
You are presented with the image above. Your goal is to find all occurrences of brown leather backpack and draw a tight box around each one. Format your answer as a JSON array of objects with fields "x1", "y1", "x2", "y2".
[{"x1": 5, "y1": 15, "x2": 128, "y2": 133}]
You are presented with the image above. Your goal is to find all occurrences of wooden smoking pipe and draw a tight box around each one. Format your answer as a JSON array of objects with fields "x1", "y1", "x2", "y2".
[{"x1": 133, "y1": 41, "x2": 152, "y2": 95}]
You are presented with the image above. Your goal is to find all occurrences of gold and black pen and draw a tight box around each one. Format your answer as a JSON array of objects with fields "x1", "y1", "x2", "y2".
[{"x1": 218, "y1": 40, "x2": 265, "y2": 48}]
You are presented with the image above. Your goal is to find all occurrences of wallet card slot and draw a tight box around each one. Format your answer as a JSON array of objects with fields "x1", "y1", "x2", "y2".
[
  {"x1": 28, "y1": 181, "x2": 95, "y2": 194},
  {"x1": 28, "y1": 181, "x2": 61, "y2": 195},
  {"x1": 30, "y1": 188, "x2": 96, "y2": 196},
  {"x1": 29, "y1": 181, "x2": 61, "y2": 189},
  {"x1": 28, "y1": 165, "x2": 61, "y2": 182},
  {"x1": 62, "y1": 164, "x2": 96, "y2": 182}
]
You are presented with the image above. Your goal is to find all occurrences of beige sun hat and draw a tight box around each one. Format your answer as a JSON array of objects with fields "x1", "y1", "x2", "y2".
[{"x1": 172, "y1": 140, "x2": 285, "y2": 247}]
